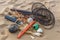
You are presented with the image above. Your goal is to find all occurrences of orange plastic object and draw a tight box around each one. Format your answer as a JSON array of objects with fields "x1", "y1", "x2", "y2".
[{"x1": 17, "y1": 21, "x2": 35, "y2": 39}]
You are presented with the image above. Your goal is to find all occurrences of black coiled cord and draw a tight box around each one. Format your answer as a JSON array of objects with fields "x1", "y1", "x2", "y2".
[{"x1": 32, "y1": 2, "x2": 55, "y2": 29}]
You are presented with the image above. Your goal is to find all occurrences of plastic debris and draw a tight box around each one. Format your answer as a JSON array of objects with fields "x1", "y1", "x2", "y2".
[
  {"x1": 17, "y1": 21, "x2": 35, "y2": 39},
  {"x1": 26, "y1": 31, "x2": 42, "y2": 37},
  {"x1": 8, "y1": 24, "x2": 19, "y2": 33},
  {"x1": 16, "y1": 20, "x2": 23, "y2": 25},
  {"x1": 33, "y1": 23, "x2": 39, "y2": 30},
  {"x1": 37, "y1": 28, "x2": 43, "y2": 33},
  {"x1": 33, "y1": 32, "x2": 42, "y2": 37},
  {"x1": 27, "y1": 17, "x2": 33, "y2": 23},
  {"x1": 5, "y1": 15, "x2": 17, "y2": 22}
]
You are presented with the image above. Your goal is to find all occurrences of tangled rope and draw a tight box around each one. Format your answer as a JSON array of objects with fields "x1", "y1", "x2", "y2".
[{"x1": 32, "y1": 2, "x2": 55, "y2": 29}]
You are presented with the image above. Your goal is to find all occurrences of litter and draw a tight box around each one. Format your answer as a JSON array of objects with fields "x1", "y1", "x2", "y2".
[
  {"x1": 5, "y1": 15, "x2": 24, "y2": 25},
  {"x1": 16, "y1": 20, "x2": 23, "y2": 25},
  {"x1": 5, "y1": 15, "x2": 17, "y2": 22},
  {"x1": 1, "y1": 2, "x2": 55, "y2": 39},
  {"x1": 10, "y1": 2, "x2": 55, "y2": 29},
  {"x1": 33, "y1": 23, "x2": 43, "y2": 33},
  {"x1": 26, "y1": 31, "x2": 42, "y2": 37},
  {"x1": 17, "y1": 21, "x2": 35, "y2": 38},
  {"x1": 8, "y1": 24, "x2": 19, "y2": 33},
  {"x1": 37, "y1": 28, "x2": 43, "y2": 33},
  {"x1": 27, "y1": 17, "x2": 33, "y2": 23},
  {"x1": 33, "y1": 23, "x2": 39, "y2": 30},
  {"x1": 33, "y1": 32, "x2": 42, "y2": 37}
]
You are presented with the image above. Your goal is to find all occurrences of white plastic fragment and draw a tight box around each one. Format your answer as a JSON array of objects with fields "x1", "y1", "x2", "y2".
[
  {"x1": 27, "y1": 17, "x2": 33, "y2": 23},
  {"x1": 20, "y1": 21, "x2": 23, "y2": 25},
  {"x1": 33, "y1": 32, "x2": 42, "y2": 37},
  {"x1": 37, "y1": 28, "x2": 43, "y2": 33}
]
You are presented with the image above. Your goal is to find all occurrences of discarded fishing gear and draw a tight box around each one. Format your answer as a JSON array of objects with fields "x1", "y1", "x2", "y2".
[
  {"x1": 10, "y1": 2, "x2": 55, "y2": 29},
  {"x1": 33, "y1": 8, "x2": 55, "y2": 29}
]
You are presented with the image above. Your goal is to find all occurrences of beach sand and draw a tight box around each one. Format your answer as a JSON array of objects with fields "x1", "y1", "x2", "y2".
[{"x1": 0, "y1": 0, "x2": 60, "y2": 40}]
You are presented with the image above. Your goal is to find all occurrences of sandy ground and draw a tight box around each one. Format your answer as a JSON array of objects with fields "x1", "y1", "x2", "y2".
[{"x1": 0, "y1": 0, "x2": 60, "y2": 40}]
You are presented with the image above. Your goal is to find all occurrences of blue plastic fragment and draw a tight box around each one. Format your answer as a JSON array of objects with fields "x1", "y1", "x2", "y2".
[
  {"x1": 10, "y1": 9, "x2": 32, "y2": 15},
  {"x1": 5, "y1": 15, "x2": 17, "y2": 22},
  {"x1": 9, "y1": 24, "x2": 19, "y2": 33}
]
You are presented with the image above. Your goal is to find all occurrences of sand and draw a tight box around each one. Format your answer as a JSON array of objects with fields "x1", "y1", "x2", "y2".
[{"x1": 0, "y1": 0, "x2": 60, "y2": 40}]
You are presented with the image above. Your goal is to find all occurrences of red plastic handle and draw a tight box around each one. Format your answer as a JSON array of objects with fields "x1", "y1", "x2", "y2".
[{"x1": 17, "y1": 21, "x2": 35, "y2": 39}]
